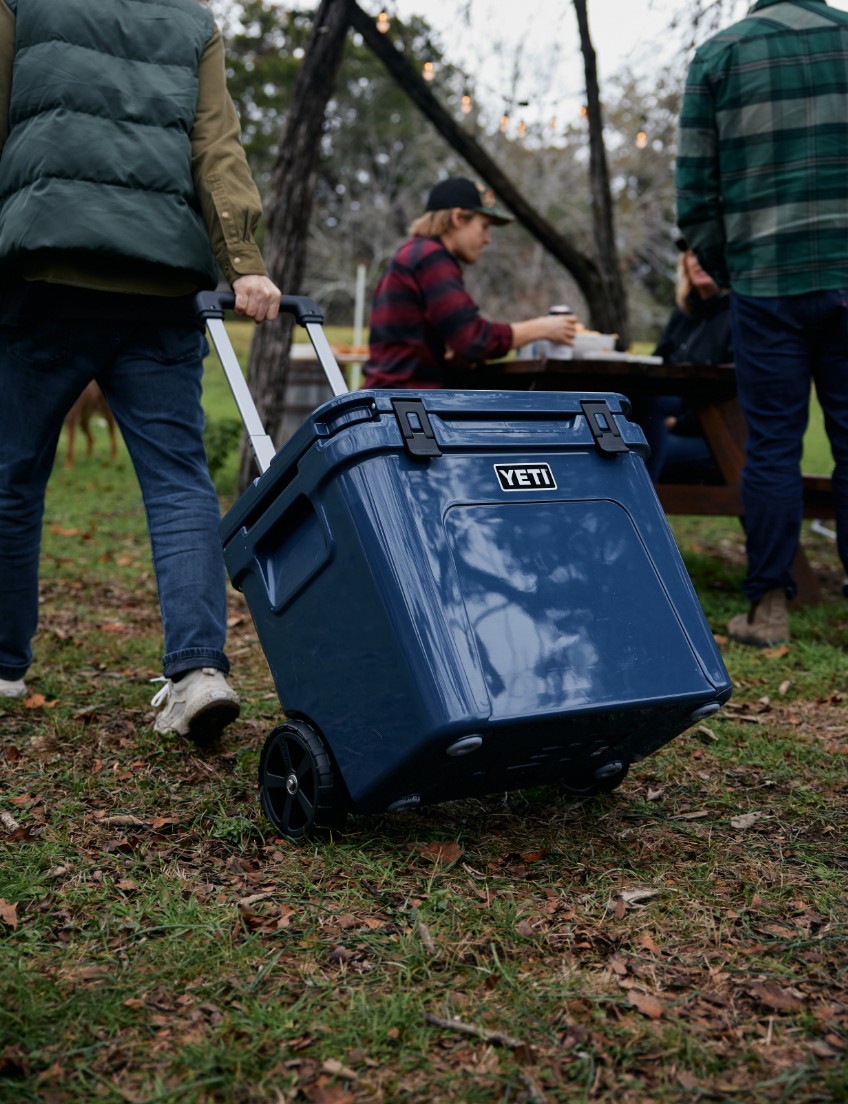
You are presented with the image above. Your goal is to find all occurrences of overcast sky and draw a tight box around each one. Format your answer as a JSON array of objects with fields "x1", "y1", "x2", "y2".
[{"x1": 371, "y1": 0, "x2": 848, "y2": 131}]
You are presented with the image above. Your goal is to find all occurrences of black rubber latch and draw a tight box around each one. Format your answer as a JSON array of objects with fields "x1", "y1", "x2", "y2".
[
  {"x1": 392, "y1": 398, "x2": 442, "y2": 459},
  {"x1": 581, "y1": 400, "x2": 629, "y2": 455}
]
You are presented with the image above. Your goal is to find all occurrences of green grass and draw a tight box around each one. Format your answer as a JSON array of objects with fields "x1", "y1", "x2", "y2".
[{"x1": 1, "y1": 326, "x2": 847, "y2": 1103}]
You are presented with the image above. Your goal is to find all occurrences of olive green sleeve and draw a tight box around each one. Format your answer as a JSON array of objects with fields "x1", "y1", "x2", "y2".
[
  {"x1": 192, "y1": 25, "x2": 269, "y2": 284},
  {"x1": 0, "y1": 0, "x2": 15, "y2": 155}
]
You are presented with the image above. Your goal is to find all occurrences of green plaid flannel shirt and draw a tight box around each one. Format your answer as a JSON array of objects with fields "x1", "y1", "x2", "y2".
[{"x1": 676, "y1": 0, "x2": 848, "y2": 296}]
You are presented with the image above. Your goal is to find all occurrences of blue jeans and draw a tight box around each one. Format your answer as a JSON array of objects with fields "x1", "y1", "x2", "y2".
[
  {"x1": 630, "y1": 395, "x2": 715, "y2": 483},
  {"x1": 731, "y1": 289, "x2": 848, "y2": 603},
  {"x1": 0, "y1": 320, "x2": 229, "y2": 681}
]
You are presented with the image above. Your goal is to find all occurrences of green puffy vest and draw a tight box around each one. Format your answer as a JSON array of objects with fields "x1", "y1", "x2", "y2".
[{"x1": 0, "y1": 0, "x2": 219, "y2": 288}]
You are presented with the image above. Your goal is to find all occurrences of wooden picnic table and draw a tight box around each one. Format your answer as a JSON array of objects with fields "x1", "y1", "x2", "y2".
[{"x1": 470, "y1": 353, "x2": 834, "y2": 605}]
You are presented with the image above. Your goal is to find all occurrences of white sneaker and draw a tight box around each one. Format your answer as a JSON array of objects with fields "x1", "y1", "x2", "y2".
[
  {"x1": 0, "y1": 677, "x2": 27, "y2": 698},
  {"x1": 151, "y1": 667, "x2": 240, "y2": 743}
]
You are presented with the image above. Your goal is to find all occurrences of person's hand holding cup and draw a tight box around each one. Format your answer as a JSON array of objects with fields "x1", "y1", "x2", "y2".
[{"x1": 545, "y1": 304, "x2": 577, "y2": 346}]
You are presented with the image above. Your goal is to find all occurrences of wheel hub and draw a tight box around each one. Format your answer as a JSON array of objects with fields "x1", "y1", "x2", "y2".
[{"x1": 286, "y1": 772, "x2": 299, "y2": 795}]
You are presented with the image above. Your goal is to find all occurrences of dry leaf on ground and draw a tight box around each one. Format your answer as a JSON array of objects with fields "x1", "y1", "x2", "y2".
[
  {"x1": 0, "y1": 899, "x2": 18, "y2": 929},
  {"x1": 730, "y1": 811, "x2": 767, "y2": 830},
  {"x1": 417, "y1": 840, "x2": 463, "y2": 865},
  {"x1": 628, "y1": 990, "x2": 665, "y2": 1020}
]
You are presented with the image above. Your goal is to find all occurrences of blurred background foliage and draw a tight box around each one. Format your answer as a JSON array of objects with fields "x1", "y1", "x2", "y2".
[{"x1": 207, "y1": 0, "x2": 733, "y2": 343}]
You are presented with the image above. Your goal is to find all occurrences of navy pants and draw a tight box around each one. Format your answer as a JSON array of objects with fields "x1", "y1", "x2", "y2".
[
  {"x1": 0, "y1": 321, "x2": 229, "y2": 682},
  {"x1": 731, "y1": 289, "x2": 848, "y2": 603}
]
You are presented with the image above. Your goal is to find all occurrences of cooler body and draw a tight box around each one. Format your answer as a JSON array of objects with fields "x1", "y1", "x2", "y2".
[{"x1": 220, "y1": 390, "x2": 731, "y2": 813}]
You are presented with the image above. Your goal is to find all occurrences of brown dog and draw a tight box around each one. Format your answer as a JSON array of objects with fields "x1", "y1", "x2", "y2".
[{"x1": 64, "y1": 381, "x2": 118, "y2": 469}]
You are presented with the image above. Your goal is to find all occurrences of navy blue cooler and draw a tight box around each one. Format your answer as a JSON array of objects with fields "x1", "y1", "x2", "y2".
[{"x1": 199, "y1": 293, "x2": 732, "y2": 839}]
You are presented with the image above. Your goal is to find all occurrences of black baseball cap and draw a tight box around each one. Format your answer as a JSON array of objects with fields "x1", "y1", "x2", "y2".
[{"x1": 426, "y1": 177, "x2": 513, "y2": 225}]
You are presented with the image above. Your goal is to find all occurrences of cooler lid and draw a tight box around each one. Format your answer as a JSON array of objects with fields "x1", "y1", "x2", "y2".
[{"x1": 220, "y1": 389, "x2": 646, "y2": 545}]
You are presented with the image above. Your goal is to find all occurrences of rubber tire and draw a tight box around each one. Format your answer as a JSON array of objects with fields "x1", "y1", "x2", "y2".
[
  {"x1": 259, "y1": 719, "x2": 346, "y2": 840},
  {"x1": 560, "y1": 759, "x2": 630, "y2": 797}
]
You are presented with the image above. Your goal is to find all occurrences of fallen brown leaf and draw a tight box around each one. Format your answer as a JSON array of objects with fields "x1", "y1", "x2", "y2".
[
  {"x1": 322, "y1": 1058, "x2": 357, "y2": 1080},
  {"x1": 621, "y1": 887, "x2": 660, "y2": 905},
  {"x1": 730, "y1": 811, "x2": 767, "y2": 830},
  {"x1": 277, "y1": 905, "x2": 296, "y2": 928},
  {"x1": 0, "y1": 899, "x2": 18, "y2": 929},
  {"x1": 418, "y1": 840, "x2": 463, "y2": 865},
  {"x1": 627, "y1": 990, "x2": 665, "y2": 1020},
  {"x1": 307, "y1": 1087, "x2": 354, "y2": 1104},
  {"x1": 635, "y1": 932, "x2": 661, "y2": 955},
  {"x1": 98, "y1": 815, "x2": 146, "y2": 828},
  {"x1": 23, "y1": 693, "x2": 59, "y2": 710},
  {"x1": 693, "y1": 724, "x2": 718, "y2": 743},
  {"x1": 748, "y1": 981, "x2": 806, "y2": 1012}
]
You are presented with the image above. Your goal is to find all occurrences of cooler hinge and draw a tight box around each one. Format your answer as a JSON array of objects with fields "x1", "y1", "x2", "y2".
[
  {"x1": 392, "y1": 398, "x2": 442, "y2": 459},
  {"x1": 581, "y1": 400, "x2": 629, "y2": 456}
]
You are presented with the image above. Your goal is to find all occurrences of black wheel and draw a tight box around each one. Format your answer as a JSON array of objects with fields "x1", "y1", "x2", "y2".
[
  {"x1": 560, "y1": 758, "x2": 630, "y2": 797},
  {"x1": 258, "y1": 719, "x2": 346, "y2": 840}
]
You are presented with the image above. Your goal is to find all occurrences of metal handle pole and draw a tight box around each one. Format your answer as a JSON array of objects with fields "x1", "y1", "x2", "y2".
[{"x1": 206, "y1": 316, "x2": 277, "y2": 475}]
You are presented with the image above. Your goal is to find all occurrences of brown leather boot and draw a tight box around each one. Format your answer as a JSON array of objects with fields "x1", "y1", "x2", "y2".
[{"x1": 727, "y1": 588, "x2": 789, "y2": 647}]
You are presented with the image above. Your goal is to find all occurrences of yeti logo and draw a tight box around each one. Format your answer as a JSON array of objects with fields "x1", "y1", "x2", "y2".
[{"x1": 494, "y1": 462, "x2": 557, "y2": 491}]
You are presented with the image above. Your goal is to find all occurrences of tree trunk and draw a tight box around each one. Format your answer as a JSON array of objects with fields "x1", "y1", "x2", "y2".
[
  {"x1": 572, "y1": 0, "x2": 629, "y2": 346},
  {"x1": 238, "y1": 0, "x2": 352, "y2": 491},
  {"x1": 347, "y1": 0, "x2": 626, "y2": 339}
]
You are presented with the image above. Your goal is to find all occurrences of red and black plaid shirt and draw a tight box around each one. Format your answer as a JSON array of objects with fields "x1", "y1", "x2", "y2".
[{"x1": 363, "y1": 237, "x2": 513, "y2": 389}]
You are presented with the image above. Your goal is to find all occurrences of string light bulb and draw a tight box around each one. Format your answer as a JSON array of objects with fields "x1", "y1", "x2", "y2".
[
  {"x1": 461, "y1": 93, "x2": 472, "y2": 115},
  {"x1": 376, "y1": 10, "x2": 390, "y2": 33},
  {"x1": 500, "y1": 112, "x2": 509, "y2": 133},
  {"x1": 517, "y1": 120, "x2": 527, "y2": 140},
  {"x1": 635, "y1": 129, "x2": 648, "y2": 149},
  {"x1": 422, "y1": 61, "x2": 435, "y2": 81}
]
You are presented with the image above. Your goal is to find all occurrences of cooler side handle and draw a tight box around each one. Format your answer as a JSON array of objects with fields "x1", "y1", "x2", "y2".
[{"x1": 194, "y1": 292, "x2": 349, "y2": 476}]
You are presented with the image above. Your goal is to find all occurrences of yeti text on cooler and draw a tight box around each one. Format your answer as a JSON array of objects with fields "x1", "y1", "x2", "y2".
[{"x1": 494, "y1": 463, "x2": 557, "y2": 491}]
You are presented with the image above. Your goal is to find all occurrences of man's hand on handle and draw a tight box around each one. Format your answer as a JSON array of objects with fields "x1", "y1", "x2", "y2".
[{"x1": 232, "y1": 274, "x2": 282, "y2": 323}]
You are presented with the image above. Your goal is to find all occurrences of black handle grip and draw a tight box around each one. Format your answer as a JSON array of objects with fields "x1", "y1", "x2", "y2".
[{"x1": 194, "y1": 290, "x2": 324, "y2": 326}]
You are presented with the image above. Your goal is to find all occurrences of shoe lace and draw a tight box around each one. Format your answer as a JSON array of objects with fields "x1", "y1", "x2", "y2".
[{"x1": 150, "y1": 677, "x2": 172, "y2": 708}]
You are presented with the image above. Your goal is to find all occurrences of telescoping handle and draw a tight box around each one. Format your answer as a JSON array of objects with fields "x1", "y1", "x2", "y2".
[{"x1": 195, "y1": 291, "x2": 350, "y2": 476}]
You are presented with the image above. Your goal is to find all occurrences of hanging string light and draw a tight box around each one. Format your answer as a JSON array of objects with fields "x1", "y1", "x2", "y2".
[
  {"x1": 377, "y1": 37, "x2": 570, "y2": 147},
  {"x1": 635, "y1": 127, "x2": 648, "y2": 149},
  {"x1": 376, "y1": 10, "x2": 390, "y2": 33}
]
